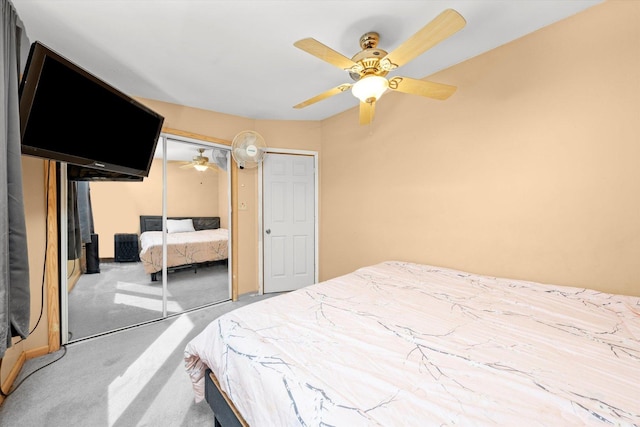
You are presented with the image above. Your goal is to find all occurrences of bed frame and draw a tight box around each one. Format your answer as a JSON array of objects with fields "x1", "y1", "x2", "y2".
[
  {"x1": 139, "y1": 215, "x2": 224, "y2": 281},
  {"x1": 139, "y1": 215, "x2": 221, "y2": 233},
  {"x1": 204, "y1": 369, "x2": 247, "y2": 427}
]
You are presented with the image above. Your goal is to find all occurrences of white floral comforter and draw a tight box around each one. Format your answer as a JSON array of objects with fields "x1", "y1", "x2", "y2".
[
  {"x1": 184, "y1": 261, "x2": 640, "y2": 426},
  {"x1": 139, "y1": 228, "x2": 228, "y2": 274}
]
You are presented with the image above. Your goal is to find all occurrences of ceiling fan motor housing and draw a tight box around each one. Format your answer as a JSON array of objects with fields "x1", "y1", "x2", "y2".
[
  {"x1": 359, "y1": 32, "x2": 379, "y2": 49},
  {"x1": 193, "y1": 148, "x2": 209, "y2": 164},
  {"x1": 350, "y1": 32, "x2": 389, "y2": 81}
]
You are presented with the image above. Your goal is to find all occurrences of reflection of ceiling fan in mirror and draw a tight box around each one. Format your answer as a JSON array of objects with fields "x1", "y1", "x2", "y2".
[
  {"x1": 179, "y1": 148, "x2": 219, "y2": 172},
  {"x1": 293, "y1": 9, "x2": 466, "y2": 125}
]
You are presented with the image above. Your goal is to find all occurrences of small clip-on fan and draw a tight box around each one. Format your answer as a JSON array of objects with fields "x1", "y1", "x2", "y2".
[{"x1": 231, "y1": 131, "x2": 267, "y2": 169}]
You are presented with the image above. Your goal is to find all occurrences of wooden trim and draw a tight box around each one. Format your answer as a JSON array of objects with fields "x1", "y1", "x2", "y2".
[
  {"x1": 231, "y1": 161, "x2": 239, "y2": 301},
  {"x1": 162, "y1": 127, "x2": 230, "y2": 146},
  {"x1": 0, "y1": 351, "x2": 25, "y2": 405},
  {"x1": 25, "y1": 345, "x2": 50, "y2": 360},
  {"x1": 0, "y1": 345, "x2": 49, "y2": 405},
  {"x1": 46, "y1": 161, "x2": 60, "y2": 352}
]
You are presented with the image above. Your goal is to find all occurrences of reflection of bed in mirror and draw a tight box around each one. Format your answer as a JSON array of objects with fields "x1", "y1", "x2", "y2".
[{"x1": 138, "y1": 215, "x2": 228, "y2": 281}]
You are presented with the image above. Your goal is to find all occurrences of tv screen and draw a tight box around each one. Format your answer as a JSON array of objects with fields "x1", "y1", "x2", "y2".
[{"x1": 19, "y1": 41, "x2": 164, "y2": 177}]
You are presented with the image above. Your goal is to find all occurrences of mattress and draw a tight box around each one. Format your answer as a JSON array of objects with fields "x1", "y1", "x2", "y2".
[
  {"x1": 139, "y1": 228, "x2": 228, "y2": 274},
  {"x1": 184, "y1": 261, "x2": 640, "y2": 425}
]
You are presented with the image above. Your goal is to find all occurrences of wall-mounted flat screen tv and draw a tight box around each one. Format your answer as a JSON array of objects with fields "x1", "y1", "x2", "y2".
[{"x1": 19, "y1": 41, "x2": 164, "y2": 177}]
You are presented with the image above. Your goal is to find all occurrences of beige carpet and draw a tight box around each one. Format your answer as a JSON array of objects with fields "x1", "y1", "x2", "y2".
[
  {"x1": 68, "y1": 261, "x2": 230, "y2": 341},
  {"x1": 0, "y1": 293, "x2": 274, "y2": 427}
]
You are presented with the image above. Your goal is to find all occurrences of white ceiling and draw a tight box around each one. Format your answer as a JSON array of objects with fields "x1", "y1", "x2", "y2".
[{"x1": 11, "y1": 0, "x2": 602, "y2": 122}]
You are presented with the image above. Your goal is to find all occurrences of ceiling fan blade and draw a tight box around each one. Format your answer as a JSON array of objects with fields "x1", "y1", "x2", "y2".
[
  {"x1": 294, "y1": 38, "x2": 363, "y2": 73},
  {"x1": 388, "y1": 76, "x2": 456, "y2": 100},
  {"x1": 359, "y1": 101, "x2": 375, "y2": 125},
  {"x1": 380, "y1": 9, "x2": 466, "y2": 71},
  {"x1": 293, "y1": 84, "x2": 352, "y2": 109}
]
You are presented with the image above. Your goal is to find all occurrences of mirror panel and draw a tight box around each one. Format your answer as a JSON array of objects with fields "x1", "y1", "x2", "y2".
[
  {"x1": 65, "y1": 135, "x2": 232, "y2": 342},
  {"x1": 164, "y1": 139, "x2": 231, "y2": 312}
]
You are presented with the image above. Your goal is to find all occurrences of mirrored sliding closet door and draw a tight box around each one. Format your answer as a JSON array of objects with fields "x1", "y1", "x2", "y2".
[{"x1": 62, "y1": 134, "x2": 232, "y2": 343}]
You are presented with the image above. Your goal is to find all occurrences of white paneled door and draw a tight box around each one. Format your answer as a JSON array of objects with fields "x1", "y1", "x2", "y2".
[{"x1": 263, "y1": 153, "x2": 315, "y2": 293}]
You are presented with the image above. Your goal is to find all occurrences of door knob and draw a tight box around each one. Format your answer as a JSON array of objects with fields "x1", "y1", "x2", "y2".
[{"x1": 265, "y1": 229, "x2": 271, "y2": 234}]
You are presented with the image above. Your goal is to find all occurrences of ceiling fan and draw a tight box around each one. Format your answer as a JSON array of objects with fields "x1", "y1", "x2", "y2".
[
  {"x1": 293, "y1": 9, "x2": 466, "y2": 125},
  {"x1": 179, "y1": 148, "x2": 219, "y2": 172}
]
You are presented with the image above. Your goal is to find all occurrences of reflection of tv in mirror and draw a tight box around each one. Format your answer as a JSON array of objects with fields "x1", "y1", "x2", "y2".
[
  {"x1": 19, "y1": 41, "x2": 164, "y2": 177},
  {"x1": 66, "y1": 164, "x2": 143, "y2": 182}
]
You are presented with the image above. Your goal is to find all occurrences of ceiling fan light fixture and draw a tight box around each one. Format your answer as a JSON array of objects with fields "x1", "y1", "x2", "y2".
[
  {"x1": 193, "y1": 164, "x2": 208, "y2": 172},
  {"x1": 351, "y1": 75, "x2": 388, "y2": 103}
]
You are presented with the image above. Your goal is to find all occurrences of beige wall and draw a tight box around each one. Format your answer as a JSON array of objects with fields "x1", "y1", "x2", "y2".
[
  {"x1": 321, "y1": 0, "x2": 640, "y2": 296},
  {"x1": 22, "y1": 158, "x2": 47, "y2": 346},
  {"x1": 89, "y1": 158, "x2": 221, "y2": 258}
]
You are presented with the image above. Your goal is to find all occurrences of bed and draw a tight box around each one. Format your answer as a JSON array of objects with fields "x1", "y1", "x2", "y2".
[
  {"x1": 184, "y1": 261, "x2": 640, "y2": 426},
  {"x1": 138, "y1": 215, "x2": 229, "y2": 281}
]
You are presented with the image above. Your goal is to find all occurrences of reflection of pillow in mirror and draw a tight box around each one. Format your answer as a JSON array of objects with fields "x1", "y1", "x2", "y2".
[{"x1": 167, "y1": 219, "x2": 195, "y2": 233}]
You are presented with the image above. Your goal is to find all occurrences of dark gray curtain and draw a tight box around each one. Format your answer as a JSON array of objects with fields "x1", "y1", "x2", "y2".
[
  {"x1": 67, "y1": 182, "x2": 82, "y2": 260},
  {"x1": 1, "y1": 0, "x2": 30, "y2": 358},
  {"x1": 68, "y1": 181, "x2": 94, "y2": 260},
  {"x1": 76, "y1": 182, "x2": 94, "y2": 244}
]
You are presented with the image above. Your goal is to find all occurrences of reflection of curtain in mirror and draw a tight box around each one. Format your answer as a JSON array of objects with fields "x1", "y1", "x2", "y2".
[{"x1": 67, "y1": 181, "x2": 94, "y2": 260}]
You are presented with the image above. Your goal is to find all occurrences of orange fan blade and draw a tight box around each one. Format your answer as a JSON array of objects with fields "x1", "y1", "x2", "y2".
[
  {"x1": 293, "y1": 84, "x2": 352, "y2": 109},
  {"x1": 359, "y1": 100, "x2": 375, "y2": 125},
  {"x1": 294, "y1": 38, "x2": 363, "y2": 74},
  {"x1": 380, "y1": 9, "x2": 466, "y2": 71},
  {"x1": 388, "y1": 76, "x2": 456, "y2": 100}
]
